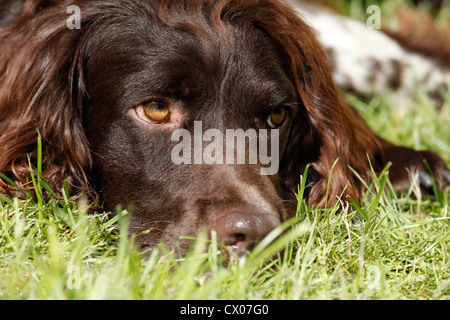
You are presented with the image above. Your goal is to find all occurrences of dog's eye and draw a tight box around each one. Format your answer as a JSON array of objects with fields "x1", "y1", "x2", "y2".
[
  {"x1": 267, "y1": 106, "x2": 286, "y2": 128},
  {"x1": 141, "y1": 101, "x2": 170, "y2": 123}
]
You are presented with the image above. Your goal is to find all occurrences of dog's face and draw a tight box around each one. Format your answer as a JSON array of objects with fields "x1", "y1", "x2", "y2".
[
  {"x1": 2, "y1": 0, "x2": 447, "y2": 256},
  {"x1": 1, "y1": 0, "x2": 343, "y2": 256},
  {"x1": 84, "y1": 3, "x2": 298, "y2": 252}
]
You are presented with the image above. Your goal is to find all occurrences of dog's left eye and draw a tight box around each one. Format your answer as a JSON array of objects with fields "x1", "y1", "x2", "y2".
[
  {"x1": 137, "y1": 101, "x2": 171, "y2": 124},
  {"x1": 267, "y1": 106, "x2": 286, "y2": 128}
]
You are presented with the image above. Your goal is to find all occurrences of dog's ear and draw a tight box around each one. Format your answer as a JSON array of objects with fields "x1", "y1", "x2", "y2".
[
  {"x1": 243, "y1": 0, "x2": 383, "y2": 207},
  {"x1": 0, "y1": 2, "x2": 92, "y2": 197}
]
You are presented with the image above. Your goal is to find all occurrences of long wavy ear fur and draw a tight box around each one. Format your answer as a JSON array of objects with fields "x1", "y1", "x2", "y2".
[
  {"x1": 0, "y1": 0, "x2": 92, "y2": 197},
  {"x1": 234, "y1": 0, "x2": 384, "y2": 207}
]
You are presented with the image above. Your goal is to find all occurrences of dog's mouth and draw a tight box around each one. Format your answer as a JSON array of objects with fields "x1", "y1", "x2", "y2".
[{"x1": 132, "y1": 207, "x2": 283, "y2": 258}]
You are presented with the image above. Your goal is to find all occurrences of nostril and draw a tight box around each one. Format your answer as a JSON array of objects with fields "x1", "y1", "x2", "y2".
[
  {"x1": 234, "y1": 233, "x2": 246, "y2": 244},
  {"x1": 212, "y1": 211, "x2": 280, "y2": 255},
  {"x1": 227, "y1": 233, "x2": 246, "y2": 248}
]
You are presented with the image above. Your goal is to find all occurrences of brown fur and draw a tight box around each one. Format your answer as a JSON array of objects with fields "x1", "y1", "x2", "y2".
[
  {"x1": 0, "y1": 0, "x2": 448, "y2": 252},
  {"x1": 384, "y1": 7, "x2": 450, "y2": 67}
]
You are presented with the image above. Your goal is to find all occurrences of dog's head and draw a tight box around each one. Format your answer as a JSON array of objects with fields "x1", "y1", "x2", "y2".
[{"x1": 0, "y1": 0, "x2": 381, "y2": 254}]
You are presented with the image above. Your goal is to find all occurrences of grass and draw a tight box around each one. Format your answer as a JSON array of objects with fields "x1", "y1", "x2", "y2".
[
  {"x1": 0, "y1": 86, "x2": 449, "y2": 300},
  {"x1": 1, "y1": 0, "x2": 449, "y2": 300}
]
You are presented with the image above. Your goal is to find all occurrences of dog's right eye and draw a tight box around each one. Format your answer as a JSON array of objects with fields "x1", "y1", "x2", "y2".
[
  {"x1": 267, "y1": 106, "x2": 287, "y2": 129},
  {"x1": 136, "y1": 101, "x2": 171, "y2": 124}
]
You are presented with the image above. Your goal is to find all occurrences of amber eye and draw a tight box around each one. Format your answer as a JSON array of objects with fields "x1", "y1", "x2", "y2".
[
  {"x1": 267, "y1": 106, "x2": 286, "y2": 128},
  {"x1": 141, "y1": 101, "x2": 170, "y2": 123}
]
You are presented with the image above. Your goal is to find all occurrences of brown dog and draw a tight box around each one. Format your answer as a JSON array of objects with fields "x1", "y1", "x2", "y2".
[{"x1": 0, "y1": 0, "x2": 448, "y2": 255}]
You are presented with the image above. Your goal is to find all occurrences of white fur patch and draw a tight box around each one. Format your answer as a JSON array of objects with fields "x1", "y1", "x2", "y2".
[{"x1": 286, "y1": 0, "x2": 450, "y2": 110}]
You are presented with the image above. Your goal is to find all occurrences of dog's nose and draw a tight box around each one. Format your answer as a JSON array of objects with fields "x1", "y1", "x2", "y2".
[{"x1": 212, "y1": 211, "x2": 280, "y2": 255}]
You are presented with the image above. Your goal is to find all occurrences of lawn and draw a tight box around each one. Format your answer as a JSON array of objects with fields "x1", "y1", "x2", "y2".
[{"x1": 1, "y1": 0, "x2": 449, "y2": 301}]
